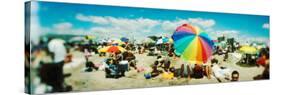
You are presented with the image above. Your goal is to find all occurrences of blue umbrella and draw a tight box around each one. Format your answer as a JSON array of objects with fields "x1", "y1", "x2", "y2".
[{"x1": 121, "y1": 37, "x2": 129, "y2": 42}]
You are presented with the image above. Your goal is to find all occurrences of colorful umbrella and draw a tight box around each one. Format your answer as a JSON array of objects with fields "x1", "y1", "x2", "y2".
[
  {"x1": 239, "y1": 46, "x2": 258, "y2": 54},
  {"x1": 98, "y1": 46, "x2": 126, "y2": 53},
  {"x1": 171, "y1": 24, "x2": 214, "y2": 64}
]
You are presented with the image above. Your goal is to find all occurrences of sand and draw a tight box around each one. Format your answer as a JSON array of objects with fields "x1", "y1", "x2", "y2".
[{"x1": 63, "y1": 51, "x2": 265, "y2": 92}]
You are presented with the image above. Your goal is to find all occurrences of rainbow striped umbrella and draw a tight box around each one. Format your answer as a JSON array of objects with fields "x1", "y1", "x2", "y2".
[{"x1": 172, "y1": 24, "x2": 214, "y2": 64}]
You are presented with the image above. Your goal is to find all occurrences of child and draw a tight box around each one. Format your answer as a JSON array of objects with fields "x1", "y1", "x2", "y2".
[
  {"x1": 151, "y1": 65, "x2": 161, "y2": 78},
  {"x1": 231, "y1": 70, "x2": 239, "y2": 82}
]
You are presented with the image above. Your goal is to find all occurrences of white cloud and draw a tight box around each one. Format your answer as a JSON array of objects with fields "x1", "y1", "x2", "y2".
[
  {"x1": 160, "y1": 18, "x2": 216, "y2": 33},
  {"x1": 76, "y1": 14, "x2": 215, "y2": 33},
  {"x1": 218, "y1": 30, "x2": 239, "y2": 38},
  {"x1": 76, "y1": 14, "x2": 109, "y2": 25},
  {"x1": 49, "y1": 22, "x2": 93, "y2": 35},
  {"x1": 76, "y1": 14, "x2": 160, "y2": 31},
  {"x1": 43, "y1": 14, "x2": 218, "y2": 41},
  {"x1": 53, "y1": 22, "x2": 72, "y2": 31},
  {"x1": 206, "y1": 30, "x2": 240, "y2": 40},
  {"x1": 43, "y1": 15, "x2": 269, "y2": 45},
  {"x1": 75, "y1": 14, "x2": 162, "y2": 39},
  {"x1": 262, "y1": 23, "x2": 269, "y2": 29},
  {"x1": 188, "y1": 18, "x2": 216, "y2": 28}
]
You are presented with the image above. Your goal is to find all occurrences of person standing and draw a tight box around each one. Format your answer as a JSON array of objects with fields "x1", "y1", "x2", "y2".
[{"x1": 40, "y1": 39, "x2": 72, "y2": 92}]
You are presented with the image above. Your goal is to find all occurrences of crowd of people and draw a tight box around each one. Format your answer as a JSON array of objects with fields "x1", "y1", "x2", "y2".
[{"x1": 26, "y1": 35, "x2": 270, "y2": 94}]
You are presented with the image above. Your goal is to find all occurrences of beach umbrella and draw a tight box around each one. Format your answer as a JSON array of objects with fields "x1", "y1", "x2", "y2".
[
  {"x1": 143, "y1": 38, "x2": 155, "y2": 43},
  {"x1": 68, "y1": 36, "x2": 84, "y2": 43},
  {"x1": 168, "y1": 38, "x2": 174, "y2": 43},
  {"x1": 121, "y1": 37, "x2": 129, "y2": 43},
  {"x1": 171, "y1": 24, "x2": 214, "y2": 64},
  {"x1": 156, "y1": 37, "x2": 169, "y2": 44},
  {"x1": 239, "y1": 46, "x2": 258, "y2": 54},
  {"x1": 98, "y1": 46, "x2": 126, "y2": 53},
  {"x1": 98, "y1": 46, "x2": 109, "y2": 53},
  {"x1": 99, "y1": 39, "x2": 107, "y2": 44},
  {"x1": 85, "y1": 35, "x2": 95, "y2": 40}
]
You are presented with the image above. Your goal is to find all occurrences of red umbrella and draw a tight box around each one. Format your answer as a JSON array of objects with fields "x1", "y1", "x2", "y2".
[{"x1": 108, "y1": 46, "x2": 126, "y2": 53}]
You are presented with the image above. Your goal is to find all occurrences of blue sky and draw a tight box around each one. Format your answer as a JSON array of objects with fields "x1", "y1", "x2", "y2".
[{"x1": 34, "y1": 1, "x2": 269, "y2": 43}]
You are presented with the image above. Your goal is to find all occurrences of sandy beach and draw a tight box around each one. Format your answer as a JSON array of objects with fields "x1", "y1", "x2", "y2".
[{"x1": 63, "y1": 51, "x2": 265, "y2": 92}]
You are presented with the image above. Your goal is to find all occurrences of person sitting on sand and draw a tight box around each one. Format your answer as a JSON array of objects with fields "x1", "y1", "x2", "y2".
[
  {"x1": 231, "y1": 70, "x2": 239, "y2": 82},
  {"x1": 118, "y1": 53, "x2": 129, "y2": 77},
  {"x1": 123, "y1": 51, "x2": 137, "y2": 70},
  {"x1": 162, "y1": 57, "x2": 171, "y2": 71},
  {"x1": 153, "y1": 60, "x2": 159, "y2": 67},
  {"x1": 180, "y1": 63, "x2": 191, "y2": 79},
  {"x1": 192, "y1": 63, "x2": 204, "y2": 79},
  {"x1": 169, "y1": 67, "x2": 176, "y2": 77},
  {"x1": 84, "y1": 49, "x2": 99, "y2": 72},
  {"x1": 211, "y1": 62, "x2": 232, "y2": 82},
  {"x1": 117, "y1": 59, "x2": 128, "y2": 77},
  {"x1": 138, "y1": 45, "x2": 142, "y2": 54},
  {"x1": 105, "y1": 59, "x2": 118, "y2": 78},
  {"x1": 254, "y1": 63, "x2": 269, "y2": 80},
  {"x1": 156, "y1": 56, "x2": 163, "y2": 67},
  {"x1": 115, "y1": 51, "x2": 123, "y2": 62},
  {"x1": 151, "y1": 65, "x2": 161, "y2": 78}
]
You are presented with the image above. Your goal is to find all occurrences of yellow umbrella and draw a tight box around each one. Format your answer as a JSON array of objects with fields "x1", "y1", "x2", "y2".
[
  {"x1": 98, "y1": 46, "x2": 126, "y2": 53},
  {"x1": 239, "y1": 46, "x2": 258, "y2": 54},
  {"x1": 168, "y1": 38, "x2": 174, "y2": 43},
  {"x1": 98, "y1": 46, "x2": 110, "y2": 53},
  {"x1": 85, "y1": 35, "x2": 95, "y2": 40}
]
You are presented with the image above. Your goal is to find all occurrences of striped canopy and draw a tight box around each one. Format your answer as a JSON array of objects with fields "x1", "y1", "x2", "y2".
[
  {"x1": 98, "y1": 46, "x2": 126, "y2": 53},
  {"x1": 172, "y1": 24, "x2": 214, "y2": 63}
]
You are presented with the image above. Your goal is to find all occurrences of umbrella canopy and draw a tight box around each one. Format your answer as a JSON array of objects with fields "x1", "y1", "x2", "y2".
[
  {"x1": 121, "y1": 37, "x2": 129, "y2": 43},
  {"x1": 85, "y1": 35, "x2": 95, "y2": 40},
  {"x1": 143, "y1": 38, "x2": 155, "y2": 43},
  {"x1": 68, "y1": 36, "x2": 84, "y2": 43},
  {"x1": 168, "y1": 38, "x2": 174, "y2": 43},
  {"x1": 239, "y1": 46, "x2": 258, "y2": 54},
  {"x1": 172, "y1": 24, "x2": 214, "y2": 64},
  {"x1": 98, "y1": 46, "x2": 126, "y2": 53},
  {"x1": 156, "y1": 37, "x2": 169, "y2": 44}
]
